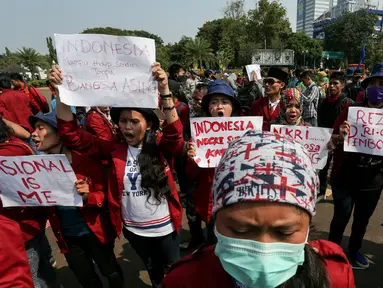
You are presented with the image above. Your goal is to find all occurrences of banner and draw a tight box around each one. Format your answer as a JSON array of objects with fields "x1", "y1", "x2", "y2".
[
  {"x1": 191, "y1": 117, "x2": 263, "y2": 167},
  {"x1": 271, "y1": 125, "x2": 333, "y2": 169},
  {"x1": 55, "y1": 34, "x2": 157, "y2": 108},
  {"x1": 344, "y1": 107, "x2": 383, "y2": 156},
  {"x1": 0, "y1": 155, "x2": 83, "y2": 207}
]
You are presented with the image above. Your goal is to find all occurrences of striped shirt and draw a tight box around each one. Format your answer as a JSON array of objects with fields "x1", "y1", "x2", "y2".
[
  {"x1": 121, "y1": 146, "x2": 174, "y2": 237},
  {"x1": 302, "y1": 82, "x2": 320, "y2": 120}
]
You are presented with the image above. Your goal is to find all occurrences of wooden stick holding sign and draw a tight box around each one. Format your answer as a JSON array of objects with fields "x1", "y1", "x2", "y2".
[
  {"x1": 54, "y1": 33, "x2": 157, "y2": 108},
  {"x1": 271, "y1": 125, "x2": 333, "y2": 170},
  {"x1": 344, "y1": 107, "x2": 383, "y2": 156},
  {"x1": 0, "y1": 155, "x2": 82, "y2": 207},
  {"x1": 190, "y1": 117, "x2": 263, "y2": 168}
]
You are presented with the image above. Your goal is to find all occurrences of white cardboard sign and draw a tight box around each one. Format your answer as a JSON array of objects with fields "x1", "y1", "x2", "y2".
[
  {"x1": 0, "y1": 155, "x2": 83, "y2": 207},
  {"x1": 271, "y1": 125, "x2": 333, "y2": 169},
  {"x1": 344, "y1": 107, "x2": 383, "y2": 156},
  {"x1": 191, "y1": 117, "x2": 263, "y2": 168},
  {"x1": 55, "y1": 33, "x2": 157, "y2": 108},
  {"x1": 245, "y1": 64, "x2": 262, "y2": 81}
]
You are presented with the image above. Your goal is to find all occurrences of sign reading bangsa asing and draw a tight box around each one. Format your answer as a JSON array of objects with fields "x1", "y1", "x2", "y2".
[
  {"x1": 190, "y1": 117, "x2": 263, "y2": 168},
  {"x1": 0, "y1": 155, "x2": 82, "y2": 207},
  {"x1": 344, "y1": 107, "x2": 383, "y2": 156},
  {"x1": 55, "y1": 33, "x2": 157, "y2": 108}
]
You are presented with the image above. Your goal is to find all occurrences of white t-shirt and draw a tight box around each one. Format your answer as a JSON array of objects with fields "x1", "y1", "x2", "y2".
[{"x1": 121, "y1": 146, "x2": 174, "y2": 237}]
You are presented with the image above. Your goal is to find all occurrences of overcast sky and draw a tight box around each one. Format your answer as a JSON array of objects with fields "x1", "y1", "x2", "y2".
[{"x1": 0, "y1": 0, "x2": 296, "y2": 54}]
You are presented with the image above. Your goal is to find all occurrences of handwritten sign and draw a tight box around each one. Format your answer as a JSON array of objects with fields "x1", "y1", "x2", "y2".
[
  {"x1": 271, "y1": 125, "x2": 333, "y2": 169},
  {"x1": 191, "y1": 117, "x2": 263, "y2": 167},
  {"x1": 54, "y1": 34, "x2": 157, "y2": 108},
  {"x1": 0, "y1": 155, "x2": 82, "y2": 207},
  {"x1": 245, "y1": 64, "x2": 262, "y2": 81},
  {"x1": 344, "y1": 107, "x2": 383, "y2": 156}
]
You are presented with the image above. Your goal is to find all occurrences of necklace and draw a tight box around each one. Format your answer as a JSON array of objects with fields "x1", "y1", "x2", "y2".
[{"x1": 128, "y1": 146, "x2": 141, "y2": 166}]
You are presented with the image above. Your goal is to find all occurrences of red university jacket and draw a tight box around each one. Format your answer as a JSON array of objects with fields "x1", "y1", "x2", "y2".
[
  {"x1": 163, "y1": 240, "x2": 355, "y2": 288},
  {"x1": 0, "y1": 215, "x2": 34, "y2": 288},
  {"x1": 57, "y1": 118, "x2": 184, "y2": 237},
  {"x1": 250, "y1": 97, "x2": 280, "y2": 131},
  {"x1": 86, "y1": 108, "x2": 117, "y2": 142},
  {"x1": 49, "y1": 151, "x2": 115, "y2": 253}
]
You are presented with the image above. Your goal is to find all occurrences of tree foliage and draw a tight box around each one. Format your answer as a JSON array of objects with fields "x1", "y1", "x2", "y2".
[
  {"x1": 13, "y1": 47, "x2": 46, "y2": 79},
  {"x1": 222, "y1": 0, "x2": 245, "y2": 20},
  {"x1": 46, "y1": 37, "x2": 57, "y2": 65},
  {"x1": 184, "y1": 38, "x2": 214, "y2": 69},
  {"x1": 323, "y1": 10, "x2": 378, "y2": 63},
  {"x1": 364, "y1": 34, "x2": 383, "y2": 69}
]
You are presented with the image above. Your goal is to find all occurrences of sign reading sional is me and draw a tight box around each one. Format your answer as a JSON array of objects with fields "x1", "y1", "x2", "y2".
[
  {"x1": 0, "y1": 155, "x2": 82, "y2": 207},
  {"x1": 55, "y1": 34, "x2": 157, "y2": 108},
  {"x1": 190, "y1": 117, "x2": 263, "y2": 168}
]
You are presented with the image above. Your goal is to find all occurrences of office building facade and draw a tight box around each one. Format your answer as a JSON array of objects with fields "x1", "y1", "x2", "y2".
[{"x1": 297, "y1": 0, "x2": 331, "y2": 37}]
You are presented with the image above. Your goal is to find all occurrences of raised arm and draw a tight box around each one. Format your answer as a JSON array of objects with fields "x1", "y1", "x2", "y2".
[{"x1": 2, "y1": 118, "x2": 31, "y2": 140}]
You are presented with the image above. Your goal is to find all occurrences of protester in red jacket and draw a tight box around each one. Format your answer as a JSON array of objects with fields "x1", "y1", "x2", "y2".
[
  {"x1": 328, "y1": 63, "x2": 383, "y2": 269},
  {"x1": 0, "y1": 74, "x2": 34, "y2": 132},
  {"x1": 86, "y1": 107, "x2": 117, "y2": 141},
  {"x1": 0, "y1": 215, "x2": 34, "y2": 288},
  {"x1": 11, "y1": 73, "x2": 49, "y2": 114},
  {"x1": 28, "y1": 111, "x2": 123, "y2": 287},
  {"x1": 186, "y1": 80, "x2": 241, "y2": 246},
  {"x1": 164, "y1": 131, "x2": 355, "y2": 288},
  {"x1": 0, "y1": 117, "x2": 59, "y2": 288},
  {"x1": 50, "y1": 63, "x2": 184, "y2": 288},
  {"x1": 250, "y1": 67, "x2": 289, "y2": 131}
]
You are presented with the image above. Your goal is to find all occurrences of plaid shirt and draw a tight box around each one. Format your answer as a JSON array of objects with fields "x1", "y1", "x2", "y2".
[{"x1": 302, "y1": 82, "x2": 320, "y2": 120}]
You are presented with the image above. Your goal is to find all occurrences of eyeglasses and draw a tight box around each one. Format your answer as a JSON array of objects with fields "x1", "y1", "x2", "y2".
[{"x1": 263, "y1": 78, "x2": 282, "y2": 85}]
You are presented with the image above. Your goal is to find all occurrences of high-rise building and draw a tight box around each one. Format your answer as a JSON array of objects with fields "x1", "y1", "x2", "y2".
[
  {"x1": 297, "y1": 0, "x2": 331, "y2": 37},
  {"x1": 331, "y1": 0, "x2": 376, "y2": 18}
]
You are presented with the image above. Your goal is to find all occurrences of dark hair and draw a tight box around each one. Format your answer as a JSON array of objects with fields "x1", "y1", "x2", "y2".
[
  {"x1": 295, "y1": 68, "x2": 304, "y2": 78},
  {"x1": 138, "y1": 131, "x2": 172, "y2": 203},
  {"x1": 300, "y1": 71, "x2": 314, "y2": 80},
  {"x1": 280, "y1": 245, "x2": 330, "y2": 288},
  {"x1": 330, "y1": 72, "x2": 346, "y2": 84},
  {"x1": 0, "y1": 117, "x2": 13, "y2": 143},
  {"x1": 168, "y1": 64, "x2": 184, "y2": 81},
  {"x1": 0, "y1": 75, "x2": 12, "y2": 89},
  {"x1": 204, "y1": 70, "x2": 213, "y2": 78},
  {"x1": 10, "y1": 73, "x2": 23, "y2": 82}
]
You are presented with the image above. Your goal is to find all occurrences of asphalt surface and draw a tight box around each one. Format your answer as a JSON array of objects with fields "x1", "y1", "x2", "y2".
[{"x1": 38, "y1": 88, "x2": 383, "y2": 287}]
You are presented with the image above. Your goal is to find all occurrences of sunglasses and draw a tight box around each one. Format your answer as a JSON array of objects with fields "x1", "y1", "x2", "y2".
[{"x1": 264, "y1": 78, "x2": 282, "y2": 85}]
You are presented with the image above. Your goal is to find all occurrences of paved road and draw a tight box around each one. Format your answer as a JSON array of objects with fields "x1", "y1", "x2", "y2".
[{"x1": 38, "y1": 88, "x2": 383, "y2": 287}]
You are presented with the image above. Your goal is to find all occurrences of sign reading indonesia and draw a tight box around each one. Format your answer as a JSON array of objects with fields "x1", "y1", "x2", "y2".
[
  {"x1": 0, "y1": 155, "x2": 83, "y2": 207},
  {"x1": 344, "y1": 107, "x2": 383, "y2": 156},
  {"x1": 270, "y1": 125, "x2": 333, "y2": 170},
  {"x1": 54, "y1": 34, "x2": 157, "y2": 108},
  {"x1": 190, "y1": 117, "x2": 263, "y2": 167}
]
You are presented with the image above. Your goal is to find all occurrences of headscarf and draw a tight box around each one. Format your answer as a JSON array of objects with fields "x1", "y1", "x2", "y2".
[{"x1": 274, "y1": 88, "x2": 304, "y2": 126}]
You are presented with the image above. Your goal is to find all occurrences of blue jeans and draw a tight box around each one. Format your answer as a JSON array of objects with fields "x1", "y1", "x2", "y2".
[{"x1": 329, "y1": 185, "x2": 382, "y2": 252}]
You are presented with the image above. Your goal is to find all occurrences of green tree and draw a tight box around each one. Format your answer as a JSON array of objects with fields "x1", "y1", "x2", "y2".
[
  {"x1": 364, "y1": 34, "x2": 383, "y2": 69},
  {"x1": 13, "y1": 47, "x2": 45, "y2": 79},
  {"x1": 217, "y1": 34, "x2": 235, "y2": 70},
  {"x1": 246, "y1": 0, "x2": 291, "y2": 49},
  {"x1": 197, "y1": 19, "x2": 228, "y2": 54},
  {"x1": 184, "y1": 38, "x2": 214, "y2": 69},
  {"x1": 46, "y1": 37, "x2": 57, "y2": 65},
  {"x1": 167, "y1": 36, "x2": 193, "y2": 66},
  {"x1": 222, "y1": 0, "x2": 245, "y2": 20},
  {"x1": 323, "y1": 10, "x2": 378, "y2": 63}
]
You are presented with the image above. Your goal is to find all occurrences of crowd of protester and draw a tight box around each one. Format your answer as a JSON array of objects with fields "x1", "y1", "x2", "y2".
[{"x1": 0, "y1": 59, "x2": 381, "y2": 288}]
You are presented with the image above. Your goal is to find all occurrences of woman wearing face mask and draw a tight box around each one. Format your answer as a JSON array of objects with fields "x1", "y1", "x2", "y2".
[
  {"x1": 28, "y1": 111, "x2": 123, "y2": 287},
  {"x1": 271, "y1": 88, "x2": 309, "y2": 126},
  {"x1": 185, "y1": 80, "x2": 241, "y2": 246},
  {"x1": 164, "y1": 131, "x2": 355, "y2": 288},
  {"x1": 328, "y1": 62, "x2": 383, "y2": 269},
  {"x1": 0, "y1": 117, "x2": 61, "y2": 288},
  {"x1": 50, "y1": 63, "x2": 183, "y2": 288}
]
